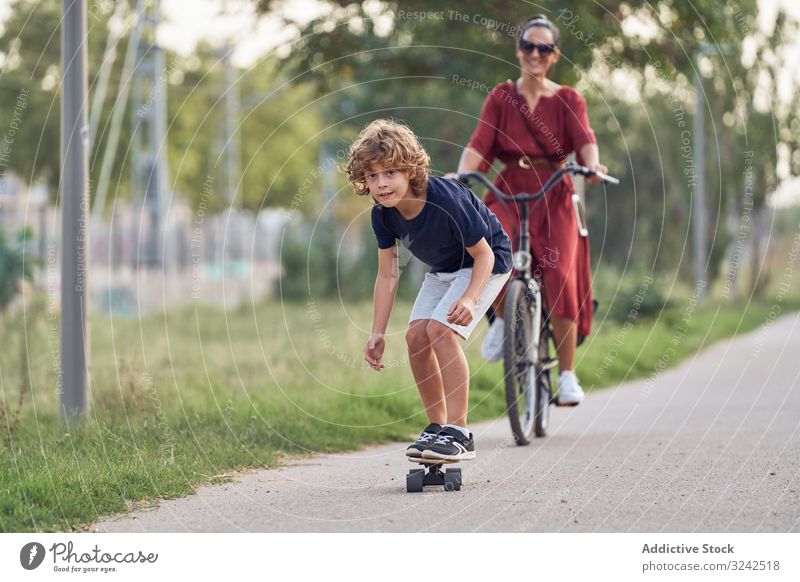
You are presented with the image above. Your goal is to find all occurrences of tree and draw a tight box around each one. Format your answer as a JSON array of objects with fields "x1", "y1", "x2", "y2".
[
  {"x1": 0, "y1": 0, "x2": 135, "y2": 199},
  {"x1": 251, "y1": 0, "x2": 798, "y2": 287}
]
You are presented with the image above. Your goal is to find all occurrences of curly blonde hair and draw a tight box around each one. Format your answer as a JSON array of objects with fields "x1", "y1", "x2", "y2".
[{"x1": 345, "y1": 119, "x2": 430, "y2": 197}]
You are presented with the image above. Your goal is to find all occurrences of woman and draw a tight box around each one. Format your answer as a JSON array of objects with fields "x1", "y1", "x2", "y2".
[{"x1": 456, "y1": 14, "x2": 607, "y2": 405}]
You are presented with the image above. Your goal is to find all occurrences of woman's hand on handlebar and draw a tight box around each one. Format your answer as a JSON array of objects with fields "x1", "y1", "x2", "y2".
[{"x1": 585, "y1": 163, "x2": 609, "y2": 184}]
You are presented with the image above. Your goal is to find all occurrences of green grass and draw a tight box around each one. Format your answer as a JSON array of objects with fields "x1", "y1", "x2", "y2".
[{"x1": 1, "y1": 290, "x2": 798, "y2": 532}]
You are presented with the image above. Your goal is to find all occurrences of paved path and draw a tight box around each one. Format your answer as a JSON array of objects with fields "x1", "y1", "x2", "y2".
[{"x1": 94, "y1": 314, "x2": 800, "y2": 532}]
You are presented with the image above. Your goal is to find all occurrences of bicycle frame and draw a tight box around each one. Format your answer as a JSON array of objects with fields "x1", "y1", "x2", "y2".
[{"x1": 458, "y1": 162, "x2": 619, "y2": 370}]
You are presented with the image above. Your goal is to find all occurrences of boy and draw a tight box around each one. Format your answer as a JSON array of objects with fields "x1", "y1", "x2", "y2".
[{"x1": 345, "y1": 119, "x2": 512, "y2": 461}]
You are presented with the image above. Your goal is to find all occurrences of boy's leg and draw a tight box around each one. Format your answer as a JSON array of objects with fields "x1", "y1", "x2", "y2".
[
  {"x1": 425, "y1": 269, "x2": 512, "y2": 428},
  {"x1": 426, "y1": 321, "x2": 470, "y2": 427},
  {"x1": 406, "y1": 319, "x2": 446, "y2": 424}
]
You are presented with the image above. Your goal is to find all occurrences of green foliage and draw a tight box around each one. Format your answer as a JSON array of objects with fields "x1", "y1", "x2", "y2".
[
  {"x1": 0, "y1": 0, "x2": 329, "y2": 215},
  {"x1": 0, "y1": 231, "x2": 32, "y2": 311},
  {"x1": 277, "y1": 219, "x2": 341, "y2": 300},
  {"x1": 251, "y1": 0, "x2": 799, "y2": 287},
  {"x1": 0, "y1": 0, "x2": 136, "y2": 199},
  {"x1": 169, "y1": 49, "x2": 328, "y2": 214},
  {"x1": 277, "y1": 218, "x2": 420, "y2": 302},
  {"x1": 592, "y1": 267, "x2": 671, "y2": 323}
]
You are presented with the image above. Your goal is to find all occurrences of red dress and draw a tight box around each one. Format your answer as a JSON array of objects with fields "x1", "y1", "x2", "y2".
[{"x1": 467, "y1": 81, "x2": 597, "y2": 337}]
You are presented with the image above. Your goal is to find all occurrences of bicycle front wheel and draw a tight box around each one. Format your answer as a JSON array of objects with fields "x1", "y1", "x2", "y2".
[
  {"x1": 503, "y1": 278, "x2": 536, "y2": 445},
  {"x1": 534, "y1": 320, "x2": 554, "y2": 437}
]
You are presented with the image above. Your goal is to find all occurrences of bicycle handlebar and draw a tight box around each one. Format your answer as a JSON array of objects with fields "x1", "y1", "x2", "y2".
[{"x1": 457, "y1": 161, "x2": 620, "y2": 203}]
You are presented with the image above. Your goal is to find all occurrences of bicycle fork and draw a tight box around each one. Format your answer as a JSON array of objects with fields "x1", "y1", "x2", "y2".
[{"x1": 526, "y1": 277, "x2": 542, "y2": 364}]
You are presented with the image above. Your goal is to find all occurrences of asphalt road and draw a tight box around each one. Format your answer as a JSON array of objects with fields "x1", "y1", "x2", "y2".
[{"x1": 94, "y1": 313, "x2": 800, "y2": 532}]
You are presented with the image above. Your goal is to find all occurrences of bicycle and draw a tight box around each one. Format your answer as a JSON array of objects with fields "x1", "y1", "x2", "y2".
[{"x1": 458, "y1": 162, "x2": 619, "y2": 445}]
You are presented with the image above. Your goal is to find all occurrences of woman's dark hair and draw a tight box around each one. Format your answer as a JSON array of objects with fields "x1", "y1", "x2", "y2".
[{"x1": 518, "y1": 14, "x2": 561, "y2": 46}]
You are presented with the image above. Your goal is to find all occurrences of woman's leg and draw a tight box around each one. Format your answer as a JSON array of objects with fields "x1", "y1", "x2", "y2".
[
  {"x1": 551, "y1": 314, "x2": 578, "y2": 371},
  {"x1": 425, "y1": 321, "x2": 470, "y2": 427},
  {"x1": 406, "y1": 319, "x2": 447, "y2": 424},
  {"x1": 530, "y1": 195, "x2": 582, "y2": 373}
]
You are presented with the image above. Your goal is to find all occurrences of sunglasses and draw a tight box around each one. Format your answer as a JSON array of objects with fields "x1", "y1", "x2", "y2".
[{"x1": 518, "y1": 39, "x2": 557, "y2": 56}]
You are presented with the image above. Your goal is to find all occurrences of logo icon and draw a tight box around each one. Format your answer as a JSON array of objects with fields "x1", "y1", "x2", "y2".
[{"x1": 20, "y1": 542, "x2": 46, "y2": 570}]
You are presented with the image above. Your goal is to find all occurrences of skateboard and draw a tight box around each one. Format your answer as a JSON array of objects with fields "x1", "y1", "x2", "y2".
[{"x1": 406, "y1": 457, "x2": 462, "y2": 492}]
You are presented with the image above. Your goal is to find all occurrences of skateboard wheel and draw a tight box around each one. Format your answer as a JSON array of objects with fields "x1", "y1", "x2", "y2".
[
  {"x1": 443, "y1": 471, "x2": 461, "y2": 492},
  {"x1": 406, "y1": 470, "x2": 424, "y2": 493}
]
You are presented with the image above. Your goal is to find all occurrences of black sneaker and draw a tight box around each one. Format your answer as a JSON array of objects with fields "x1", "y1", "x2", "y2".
[
  {"x1": 421, "y1": 426, "x2": 475, "y2": 461},
  {"x1": 405, "y1": 423, "x2": 443, "y2": 457}
]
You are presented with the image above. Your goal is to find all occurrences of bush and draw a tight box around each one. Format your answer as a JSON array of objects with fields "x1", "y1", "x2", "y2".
[
  {"x1": 593, "y1": 267, "x2": 671, "y2": 323},
  {"x1": 0, "y1": 230, "x2": 33, "y2": 312},
  {"x1": 278, "y1": 219, "x2": 422, "y2": 302}
]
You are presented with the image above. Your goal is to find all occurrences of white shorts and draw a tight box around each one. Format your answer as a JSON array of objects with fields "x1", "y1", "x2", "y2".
[{"x1": 409, "y1": 268, "x2": 511, "y2": 340}]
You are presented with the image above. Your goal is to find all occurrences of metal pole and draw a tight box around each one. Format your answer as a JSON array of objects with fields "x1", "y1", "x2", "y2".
[
  {"x1": 91, "y1": 0, "x2": 143, "y2": 223},
  {"x1": 692, "y1": 53, "x2": 707, "y2": 299},
  {"x1": 223, "y1": 42, "x2": 240, "y2": 205},
  {"x1": 149, "y1": 30, "x2": 167, "y2": 267},
  {"x1": 60, "y1": 0, "x2": 89, "y2": 421},
  {"x1": 88, "y1": 0, "x2": 127, "y2": 148},
  {"x1": 221, "y1": 0, "x2": 242, "y2": 266}
]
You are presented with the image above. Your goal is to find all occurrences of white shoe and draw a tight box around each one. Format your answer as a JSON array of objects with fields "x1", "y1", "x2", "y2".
[
  {"x1": 558, "y1": 371, "x2": 585, "y2": 405},
  {"x1": 481, "y1": 317, "x2": 504, "y2": 361}
]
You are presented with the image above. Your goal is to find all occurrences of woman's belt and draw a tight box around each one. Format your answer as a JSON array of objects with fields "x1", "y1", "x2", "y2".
[{"x1": 505, "y1": 156, "x2": 566, "y2": 170}]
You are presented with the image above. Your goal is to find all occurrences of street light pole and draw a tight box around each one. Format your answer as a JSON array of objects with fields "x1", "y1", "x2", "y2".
[
  {"x1": 693, "y1": 51, "x2": 708, "y2": 298},
  {"x1": 60, "y1": 0, "x2": 89, "y2": 421},
  {"x1": 692, "y1": 43, "x2": 729, "y2": 300}
]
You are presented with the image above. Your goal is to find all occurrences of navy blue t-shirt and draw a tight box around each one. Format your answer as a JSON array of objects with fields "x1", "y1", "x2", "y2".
[{"x1": 371, "y1": 176, "x2": 512, "y2": 274}]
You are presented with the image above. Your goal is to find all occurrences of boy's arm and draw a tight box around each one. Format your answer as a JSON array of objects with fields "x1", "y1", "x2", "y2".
[
  {"x1": 371, "y1": 245, "x2": 400, "y2": 336},
  {"x1": 448, "y1": 237, "x2": 495, "y2": 326},
  {"x1": 365, "y1": 246, "x2": 399, "y2": 372}
]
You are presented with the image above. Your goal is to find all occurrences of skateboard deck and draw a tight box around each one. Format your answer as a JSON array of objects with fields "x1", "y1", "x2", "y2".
[{"x1": 408, "y1": 457, "x2": 459, "y2": 465}]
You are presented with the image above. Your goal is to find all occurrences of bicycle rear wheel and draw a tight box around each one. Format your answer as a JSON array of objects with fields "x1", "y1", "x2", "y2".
[{"x1": 503, "y1": 279, "x2": 536, "y2": 445}]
